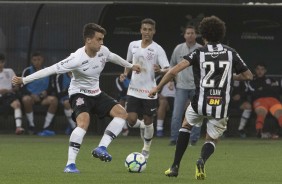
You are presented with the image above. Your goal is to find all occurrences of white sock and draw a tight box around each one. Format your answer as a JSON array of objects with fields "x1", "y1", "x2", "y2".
[
  {"x1": 67, "y1": 127, "x2": 86, "y2": 165},
  {"x1": 129, "y1": 119, "x2": 145, "y2": 128},
  {"x1": 123, "y1": 122, "x2": 128, "y2": 130},
  {"x1": 238, "y1": 109, "x2": 252, "y2": 130},
  {"x1": 156, "y1": 119, "x2": 164, "y2": 131},
  {"x1": 64, "y1": 109, "x2": 76, "y2": 129},
  {"x1": 43, "y1": 112, "x2": 55, "y2": 129},
  {"x1": 14, "y1": 108, "x2": 22, "y2": 127},
  {"x1": 143, "y1": 123, "x2": 154, "y2": 151},
  {"x1": 98, "y1": 117, "x2": 125, "y2": 148},
  {"x1": 26, "y1": 112, "x2": 34, "y2": 127}
]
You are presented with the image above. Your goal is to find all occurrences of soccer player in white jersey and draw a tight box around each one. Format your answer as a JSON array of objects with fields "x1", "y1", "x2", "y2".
[
  {"x1": 120, "y1": 18, "x2": 170, "y2": 159},
  {"x1": 0, "y1": 53, "x2": 24, "y2": 135},
  {"x1": 12, "y1": 23, "x2": 141, "y2": 173},
  {"x1": 149, "y1": 16, "x2": 253, "y2": 179}
]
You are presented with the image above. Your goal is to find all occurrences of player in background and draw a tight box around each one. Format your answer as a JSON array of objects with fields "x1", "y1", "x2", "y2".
[
  {"x1": 155, "y1": 75, "x2": 175, "y2": 137},
  {"x1": 148, "y1": 16, "x2": 253, "y2": 179},
  {"x1": 120, "y1": 18, "x2": 170, "y2": 159},
  {"x1": 169, "y1": 25, "x2": 202, "y2": 146},
  {"x1": 21, "y1": 52, "x2": 58, "y2": 136},
  {"x1": 55, "y1": 72, "x2": 76, "y2": 135},
  {"x1": 115, "y1": 72, "x2": 131, "y2": 136},
  {"x1": 0, "y1": 53, "x2": 24, "y2": 134},
  {"x1": 12, "y1": 23, "x2": 141, "y2": 173},
  {"x1": 247, "y1": 63, "x2": 282, "y2": 138},
  {"x1": 231, "y1": 80, "x2": 252, "y2": 138}
]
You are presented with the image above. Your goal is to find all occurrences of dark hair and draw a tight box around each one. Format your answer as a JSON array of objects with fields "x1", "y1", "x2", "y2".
[
  {"x1": 255, "y1": 62, "x2": 267, "y2": 69},
  {"x1": 198, "y1": 16, "x2": 226, "y2": 42},
  {"x1": 141, "y1": 18, "x2": 156, "y2": 28},
  {"x1": 0, "y1": 53, "x2": 5, "y2": 61},
  {"x1": 83, "y1": 23, "x2": 107, "y2": 42},
  {"x1": 31, "y1": 51, "x2": 44, "y2": 58},
  {"x1": 183, "y1": 25, "x2": 196, "y2": 34}
]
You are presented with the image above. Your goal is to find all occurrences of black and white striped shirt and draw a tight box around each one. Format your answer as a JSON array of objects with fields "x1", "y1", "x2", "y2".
[{"x1": 184, "y1": 43, "x2": 249, "y2": 118}]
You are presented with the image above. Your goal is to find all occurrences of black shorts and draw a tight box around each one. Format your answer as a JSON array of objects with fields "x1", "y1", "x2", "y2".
[
  {"x1": 70, "y1": 92, "x2": 118, "y2": 121},
  {"x1": 126, "y1": 96, "x2": 157, "y2": 116},
  {"x1": 0, "y1": 93, "x2": 18, "y2": 106}
]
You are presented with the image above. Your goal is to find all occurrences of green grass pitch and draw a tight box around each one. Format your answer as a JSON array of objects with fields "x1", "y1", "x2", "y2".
[{"x1": 0, "y1": 134, "x2": 281, "y2": 184}]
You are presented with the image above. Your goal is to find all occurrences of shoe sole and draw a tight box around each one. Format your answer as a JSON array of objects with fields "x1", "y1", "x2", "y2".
[{"x1": 92, "y1": 151, "x2": 112, "y2": 162}]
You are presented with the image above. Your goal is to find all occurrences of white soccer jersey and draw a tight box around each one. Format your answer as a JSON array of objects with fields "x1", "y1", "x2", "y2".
[
  {"x1": 126, "y1": 40, "x2": 169, "y2": 99},
  {"x1": 0, "y1": 68, "x2": 15, "y2": 90},
  {"x1": 52, "y1": 46, "x2": 113, "y2": 97}
]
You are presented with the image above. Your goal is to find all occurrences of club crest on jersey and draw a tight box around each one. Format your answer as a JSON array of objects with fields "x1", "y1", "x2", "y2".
[
  {"x1": 76, "y1": 97, "x2": 85, "y2": 106},
  {"x1": 146, "y1": 52, "x2": 154, "y2": 60}
]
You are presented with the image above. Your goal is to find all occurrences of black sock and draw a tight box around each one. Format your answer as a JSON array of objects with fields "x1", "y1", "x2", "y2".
[
  {"x1": 172, "y1": 128, "x2": 190, "y2": 168},
  {"x1": 200, "y1": 142, "x2": 215, "y2": 163}
]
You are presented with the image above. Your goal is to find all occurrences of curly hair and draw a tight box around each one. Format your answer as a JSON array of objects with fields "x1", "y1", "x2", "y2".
[{"x1": 198, "y1": 16, "x2": 226, "y2": 43}]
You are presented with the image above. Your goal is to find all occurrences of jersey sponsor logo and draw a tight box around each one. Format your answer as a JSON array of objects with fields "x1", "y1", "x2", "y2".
[
  {"x1": 128, "y1": 87, "x2": 150, "y2": 94},
  {"x1": 79, "y1": 88, "x2": 100, "y2": 95},
  {"x1": 82, "y1": 60, "x2": 88, "y2": 65},
  {"x1": 207, "y1": 90, "x2": 223, "y2": 106},
  {"x1": 98, "y1": 53, "x2": 104, "y2": 57},
  {"x1": 148, "y1": 48, "x2": 154, "y2": 52},
  {"x1": 76, "y1": 97, "x2": 85, "y2": 106},
  {"x1": 133, "y1": 45, "x2": 139, "y2": 48}
]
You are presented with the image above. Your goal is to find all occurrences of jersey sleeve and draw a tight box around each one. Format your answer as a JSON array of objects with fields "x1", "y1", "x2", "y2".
[
  {"x1": 183, "y1": 49, "x2": 198, "y2": 66},
  {"x1": 157, "y1": 45, "x2": 170, "y2": 69},
  {"x1": 54, "y1": 53, "x2": 80, "y2": 74},
  {"x1": 232, "y1": 52, "x2": 249, "y2": 74},
  {"x1": 126, "y1": 42, "x2": 133, "y2": 62}
]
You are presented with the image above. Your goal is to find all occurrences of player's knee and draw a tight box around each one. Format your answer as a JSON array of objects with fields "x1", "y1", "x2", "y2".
[
  {"x1": 22, "y1": 95, "x2": 31, "y2": 103},
  {"x1": 49, "y1": 96, "x2": 58, "y2": 105}
]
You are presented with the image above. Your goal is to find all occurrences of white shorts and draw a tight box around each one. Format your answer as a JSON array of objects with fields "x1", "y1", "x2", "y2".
[{"x1": 185, "y1": 104, "x2": 228, "y2": 139}]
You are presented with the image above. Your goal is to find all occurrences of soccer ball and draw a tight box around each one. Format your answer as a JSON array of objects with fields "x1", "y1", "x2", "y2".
[{"x1": 124, "y1": 152, "x2": 147, "y2": 173}]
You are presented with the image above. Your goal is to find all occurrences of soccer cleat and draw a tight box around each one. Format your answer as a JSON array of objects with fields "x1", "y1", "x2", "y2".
[
  {"x1": 195, "y1": 158, "x2": 206, "y2": 180},
  {"x1": 164, "y1": 166, "x2": 179, "y2": 177},
  {"x1": 37, "y1": 129, "x2": 56, "y2": 136},
  {"x1": 64, "y1": 163, "x2": 80, "y2": 173},
  {"x1": 141, "y1": 150, "x2": 150, "y2": 160},
  {"x1": 238, "y1": 129, "x2": 247, "y2": 138},
  {"x1": 15, "y1": 127, "x2": 25, "y2": 135},
  {"x1": 92, "y1": 146, "x2": 112, "y2": 162},
  {"x1": 156, "y1": 130, "x2": 164, "y2": 137},
  {"x1": 28, "y1": 126, "x2": 37, "y2": 135}
]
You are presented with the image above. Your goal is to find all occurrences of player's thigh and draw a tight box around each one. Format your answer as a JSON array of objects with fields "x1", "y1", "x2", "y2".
[
  {"x1": 70, "y1": 93, "x2": 91, "y2": 120},
  {"x1": 126, "y1": 96, "x2": 141, "y2": 113},
  {"x1": 185, "y1": 105, "x2": 204, "y2": 127},
  {"x1": 206, "y1": 117, "x2": 228, "y2": 140},
  {"x1": 142, "y1": 98, "x2": 157, "y2": 116},
  {"x1": 94, "y1": 91, "x2": 119, "y2": 119}
]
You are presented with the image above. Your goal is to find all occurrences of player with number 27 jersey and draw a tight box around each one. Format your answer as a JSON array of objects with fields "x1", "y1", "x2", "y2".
[{"x1": 184, "y1": 43, "x2": 248, "y2": 119}]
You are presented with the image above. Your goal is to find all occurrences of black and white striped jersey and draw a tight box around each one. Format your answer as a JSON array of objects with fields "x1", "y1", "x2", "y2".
[{"x1": 184, "y1": 43, "x2": 249, "y2": 118}]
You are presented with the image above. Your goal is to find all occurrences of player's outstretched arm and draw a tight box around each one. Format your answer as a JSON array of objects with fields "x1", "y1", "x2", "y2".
[
  {"x1": 148, "y1": 59, "x2": 190, "y2": 98},
  {"x1": 12, "y1": 76, "x2": 23, "y2": 86}
]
